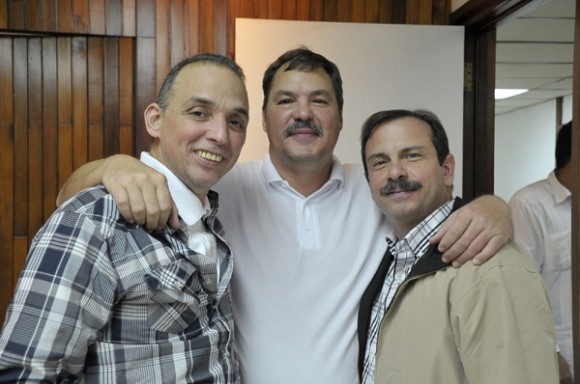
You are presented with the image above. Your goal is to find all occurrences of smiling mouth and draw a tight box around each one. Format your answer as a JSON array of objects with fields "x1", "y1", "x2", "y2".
[{"x1": 196, "y1": 150, "x2": 224, "y2": 162}]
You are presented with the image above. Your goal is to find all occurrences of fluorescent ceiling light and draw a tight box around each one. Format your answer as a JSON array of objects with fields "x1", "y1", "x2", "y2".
[{"x1": 495, "y1": 88, "x2": 528, "y2": 100}]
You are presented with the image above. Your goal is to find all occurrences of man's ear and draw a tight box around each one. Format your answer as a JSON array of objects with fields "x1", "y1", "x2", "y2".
[
  {"x1": 144, "y1": 103, "x2": 163, "y2": 138},
  {"x1": 442, "y1": 153, "x2": 455, "y2": 187}
]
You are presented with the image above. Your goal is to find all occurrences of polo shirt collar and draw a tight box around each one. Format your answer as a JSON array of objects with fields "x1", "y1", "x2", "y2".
[
  {"x1": 547, "y1": 170, "x2": 571, "y2": 204},
  {"x1": 260, "y1": 154, "x2": 345, "y2": 189}
]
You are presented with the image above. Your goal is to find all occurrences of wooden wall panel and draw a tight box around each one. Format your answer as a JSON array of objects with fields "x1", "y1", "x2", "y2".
[
  {"x1": 72, "y1": 0, "x2": 89, "y2": 33},
  {"x1": 0, "y1": 37, "x2": 14, "y2": 326},
  {"x1": 57, "y1": 0, "x2": 73, "y2": 33},
  {"x1": 89, "y1": 0, "x2": 106, "y2": 35},
  {"x1": 57, "y1": 37, "x2": 73, "y2": 190},
  {"x1": 107, "y1": 0, "x2": 122, "y2": 36},
  {"x1": 27, "y1": 38, "x2": 43, "y2": 239},
  {"x1": 13, "y1": 38, "x2": 28, "y2": 237},
  {"x1": 119, "y1": 38, "x2": 135, "y2": 155},
  {"x1": 104, "y1": 38, "x2": 120, "y2": 156},
  {"x1": 88, "y1": 38, "x2": 105, "y2": 162},
  {"x1": 72, "y1": 37, "x2": 88, "y2": 170},
  {"x1": 42, "y1": 38, "x2": 58, "y2": 221},
  {"x1": 41, "y1": 0, "x2": 57, "y2": 31}
]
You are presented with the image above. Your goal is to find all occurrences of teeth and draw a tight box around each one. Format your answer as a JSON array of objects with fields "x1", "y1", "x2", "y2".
[{"x1": 197, "y1": 150, "x2": 223, "y2": 162}]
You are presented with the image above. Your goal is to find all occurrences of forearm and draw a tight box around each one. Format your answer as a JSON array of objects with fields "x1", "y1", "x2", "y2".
[{"x1": 56, "y1": 154, "x2": 131, "y2": 206}]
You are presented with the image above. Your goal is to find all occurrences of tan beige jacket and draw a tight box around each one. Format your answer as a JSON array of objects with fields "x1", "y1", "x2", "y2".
[
  {"x1": 358, "y1": 198, "x2": 559, "y2": 384},
  {"x1": 373, "y1": 239, "x2": 558, "y2": 383}
]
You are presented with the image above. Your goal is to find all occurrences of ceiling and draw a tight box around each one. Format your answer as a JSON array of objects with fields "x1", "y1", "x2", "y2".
[{"x1": 495, "y1": 0, "x2": 576, "y2": 115}]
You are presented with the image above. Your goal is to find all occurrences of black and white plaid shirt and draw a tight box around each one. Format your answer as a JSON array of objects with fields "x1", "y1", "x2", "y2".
[
  {"x1": 362, "y1": 199, "x2": 455, "y2": 384},
  {"x1": 0, "y1": 186, "x2": 239, "y2": 383}
]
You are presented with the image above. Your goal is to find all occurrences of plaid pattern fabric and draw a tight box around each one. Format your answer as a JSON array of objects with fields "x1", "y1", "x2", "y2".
[
  {"x1": 0, "y1": 186, "x2": 239, "y2": 383},
  {"x1": 362, "y1": 199, "x2": 455, "y2": 384}
]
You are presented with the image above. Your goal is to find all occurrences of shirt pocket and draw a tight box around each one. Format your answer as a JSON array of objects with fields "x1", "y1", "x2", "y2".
[
  {"x1": 145, "y1": 259, "x2": 207, "y2": 334},
  {"x1": 543, "y1": 231, "x2": 571, "y2": 271}
]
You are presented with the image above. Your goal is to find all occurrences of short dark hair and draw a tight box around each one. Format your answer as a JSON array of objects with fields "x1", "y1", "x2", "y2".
[
  {"x1": 156, "y1": 53, "x2": 246, "y2": 110},
  {"x1": 360, "y1": 109, "x2": 450, "y2": 179},
  {"x1": 262, "y1": 47, "x2": 343, "y2": 113},
  {"x1": 555, "y1": 121, "x2": 572, "y2": 170}
]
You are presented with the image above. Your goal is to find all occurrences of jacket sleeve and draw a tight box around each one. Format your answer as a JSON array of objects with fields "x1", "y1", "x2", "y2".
[{"x1": 451, "y1": 249, "x2": 559, "y2": 384}]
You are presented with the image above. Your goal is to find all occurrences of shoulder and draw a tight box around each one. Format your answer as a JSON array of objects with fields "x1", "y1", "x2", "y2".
[
  {"x1": 448, "y1": 240, "x2": 542, "y2": 295},
  {"x1": 509, "y1": 179, "x2": 551, "y2": 205},
  {"x1": 52, "y1": 185, "x2": 127, "y2": 233}
]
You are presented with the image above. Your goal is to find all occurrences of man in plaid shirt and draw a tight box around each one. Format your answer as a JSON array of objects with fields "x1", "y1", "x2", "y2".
[{"x1": 0, "y1": 53, "x2": 249, "y2": 383}]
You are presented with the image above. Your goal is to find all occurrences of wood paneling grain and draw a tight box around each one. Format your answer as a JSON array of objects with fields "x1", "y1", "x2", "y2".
[
  {"x1": 186, "y1": 0, "x2": 200, "y2": 54},
  {"x1": 13, "y1": 38, "x2": 28, "y2": 237},
  {"x1": 72, "y1": 37, "x2": 88, "y2": 170},
  {"x1": 57, "y1": 37, "x2": 73, "y2": 189},
  {"x1": 42, "y1": 38, "x2": 58, "y2": 220},
  {"x1": 0, "y1": 1, "x2": 7, "y2": 29},
  {"x1": 57, "y1": 0, "x2": 73, "y2": 33},
  {"x1": 7, "y1": 0, "x2": 25, "y2": 30},
  {"x1": 88, "y1": 38, "x2": 105, "y2": 162},
  {"x1": 135, "y1": 37, "x2": 156, "y2": 152},
  {"x1": 200, "y1": 0, "x2": 215, "y2": 53},
  {"x1": 0, "y1": 37, "x2": 15, "y2": 327},
  {"x1": 72, "y1": 0, "x2": 89, "y2": 33},
  {"x1": 171, "y1": 0, "x2": 187, "y2": 65},
  {"x1": 337, "y1": 0, "x2": 353, "y2": 22},
  {"x1": 268, "y1": 0, "x2": 282, "y2": 19},
  {"x1": 27, "y1": 38, "x2": 43, "y2": 239},
  {"x1": 214, "y1": 0, "x2": 227, "y2": 54},
  {"x1": 25, "y1": 0, "x2": 41, "y2": 31},
  {"x1": 123, "y1": 0, "x2": 136, "y2": 36},
  {"x1": 89, "y1": 0, "x2": 106, "y2": 35},
  {"x1": 41, "y1": 0, "x2": 57, "y2": 31},
  {"x1": 136, "y1": 0, "x2": 155, "y2": 37},
  {"x1": 119, "y1": 38, "x2": 134, "y2": 154},
  {"x1": 156, "y1": 0, "x2": 170, "y2": 91},
  {"x1": 104, "y1": 38, "x2": 120, "y2": 156},
  {"x1": 107, "y1": 0, "x2": 122, "y2": 35}
]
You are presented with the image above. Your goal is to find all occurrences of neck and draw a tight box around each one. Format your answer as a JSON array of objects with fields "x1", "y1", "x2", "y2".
[
  {"x1": 269, "y1": 152, "x2": 334, "y2": 197},
  {"x1": 555, "y1": 164, "x2": 572, "y2": 191}
]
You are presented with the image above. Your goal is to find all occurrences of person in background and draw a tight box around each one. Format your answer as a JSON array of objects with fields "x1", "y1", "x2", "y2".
[
  {"x1": 56, "y1": 48, "x2": 514, "y2": 384},
  {"x1": 0, "y1": 53, "x2": 249, "y2": 383},
  {"x1": 509, "y1": 121, "x2": 574, "y2": 384},
  {"x1": 358, "y1": 108, "x2": 558, "y2": 384}
]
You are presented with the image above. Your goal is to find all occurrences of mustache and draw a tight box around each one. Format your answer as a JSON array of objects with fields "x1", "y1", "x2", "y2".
[
  {"x1": 283, "y1": 120, "x2": 323, "y2": 138},
  {"x1": 380, "y1": 179, "x2": 422, "y2": 196}
]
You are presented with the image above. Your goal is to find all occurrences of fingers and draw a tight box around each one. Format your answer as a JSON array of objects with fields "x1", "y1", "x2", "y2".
[
  {"x1": 433, "y1": 196, "x2": 512, "y2": 266},
  {"x1": 103, "y1": 162, "x2": 177, "y2": 231}
]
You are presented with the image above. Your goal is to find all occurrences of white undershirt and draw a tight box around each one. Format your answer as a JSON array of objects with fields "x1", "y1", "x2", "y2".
[{"x1": 139, "y1": 152, "x2": 218, "y2": 275}]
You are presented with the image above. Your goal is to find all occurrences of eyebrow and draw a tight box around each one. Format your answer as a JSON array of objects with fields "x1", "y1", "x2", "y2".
[
  {"x1": 184, "y1": 96, "x2": 249, "y2": 118},
  {"x1": 273, "y1": 89, "x2": 332, "y2": 99},
  {"x1": 366, "y1": 145, "x2": 426, "y2": 160}
]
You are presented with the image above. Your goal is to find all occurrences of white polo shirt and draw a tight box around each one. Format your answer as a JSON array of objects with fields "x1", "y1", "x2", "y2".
[{"x1": 214, "y1": 155, "x2": 389, "y2": 384}]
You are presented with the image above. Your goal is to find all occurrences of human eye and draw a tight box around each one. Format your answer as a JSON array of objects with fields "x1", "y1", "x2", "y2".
[
  {"x1": 228, "y1": 116, "x2": 247, "y2": 132},
  {"x1": 405, "y1": 152, "x2": 422, "y2": 161},
  {"x1": 371, "y1": 157, "x2": 388, "y2": 169},
  {"x1": 312, "y1": 97, "x2": 329, "y2": 105},
  {"x1": 277, "y1": 98, "x2": 293, "y2": 105},
  {"x1": 187, "y1": 107, "x2": 209, "y2": 120}
]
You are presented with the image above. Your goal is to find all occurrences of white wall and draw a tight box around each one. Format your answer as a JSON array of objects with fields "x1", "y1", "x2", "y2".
[
  {"x1": 494, "y1": 94, "x2": 572, "y2": 201},
  {"x1": 236, "y1": 19, "x2": 465, "y2": 193}
]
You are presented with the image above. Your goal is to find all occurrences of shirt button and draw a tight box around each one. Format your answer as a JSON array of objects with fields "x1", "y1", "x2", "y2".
[
  {"x1": 205, "y1": 278, "x2": 214, "y2": 285},
  {"x1": 174, "y1": 281, "x2": 184, "y2": 289}
]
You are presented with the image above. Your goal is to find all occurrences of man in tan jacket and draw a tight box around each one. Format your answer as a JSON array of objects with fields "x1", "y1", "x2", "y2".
[{"x1": 358, "y1": 109, "x2": 558, "y2": 384}]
